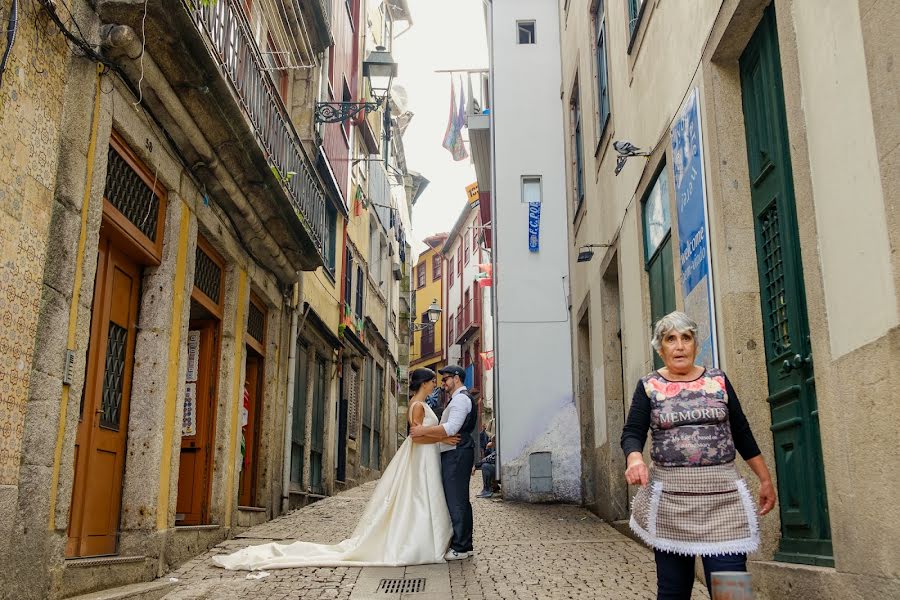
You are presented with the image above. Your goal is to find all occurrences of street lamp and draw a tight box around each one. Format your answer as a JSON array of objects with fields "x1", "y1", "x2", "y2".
[
  {"x1": 412, "y1": 299, "x2": 441, "y2": 331},
  {"x1": 314, "y1": 46, "x2": 398, "y2": 124}
]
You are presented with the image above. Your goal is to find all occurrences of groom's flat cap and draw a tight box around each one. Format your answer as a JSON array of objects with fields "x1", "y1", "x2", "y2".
[{"x1": 438, "y1": 365, "x2": 466, "y2": 380}]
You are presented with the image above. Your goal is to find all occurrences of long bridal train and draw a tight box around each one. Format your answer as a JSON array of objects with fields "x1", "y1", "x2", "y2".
[{"x1": 212, "y1": 403, "x2": 452, "y2": 570}]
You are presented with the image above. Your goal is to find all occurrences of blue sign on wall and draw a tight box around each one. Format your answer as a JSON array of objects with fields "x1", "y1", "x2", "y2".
[
  {"x1": 671, "y1": 88, "x2": 718, "y2": 368},
  {"x1": 528, "y1": 202, "x2": 541, "y2": 252}
]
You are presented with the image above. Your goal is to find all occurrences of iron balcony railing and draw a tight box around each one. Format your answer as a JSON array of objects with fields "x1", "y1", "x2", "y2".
[{"x1": 191, "y1": 0, "x2": 326, "y2": 255}]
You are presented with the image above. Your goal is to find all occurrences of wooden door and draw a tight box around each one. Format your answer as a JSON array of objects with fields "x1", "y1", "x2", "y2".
[
  {"x1": 238, "y1": 354, "x2": 262, "y2": 507},
  {"x1": 740, "y1": 4, "x2": 832, "y2": 565},
  {"x1": 176, "y1": 321, "x2": 219, "y2": 525},
  {"x1": 68, "y1": 234, "x2": 142, "y2": 557}
]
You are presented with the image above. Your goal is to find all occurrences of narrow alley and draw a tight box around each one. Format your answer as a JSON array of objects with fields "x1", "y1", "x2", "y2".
[{"x1": 137, "y1": 477, "x2": 706, "y2": 600}]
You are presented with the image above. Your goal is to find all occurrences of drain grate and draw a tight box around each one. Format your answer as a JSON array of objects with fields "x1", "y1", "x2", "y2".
[{"x1": 376, "y1": 578, "x2": 426, "y2": 594}]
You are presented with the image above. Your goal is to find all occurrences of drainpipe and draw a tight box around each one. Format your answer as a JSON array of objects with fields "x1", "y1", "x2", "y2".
[
  {"x1": 281, "y1": 281, "x2": 302, "y2": 514},
  {"x1": 100, "y1": 25, "x2": 295, "y2": 280}
]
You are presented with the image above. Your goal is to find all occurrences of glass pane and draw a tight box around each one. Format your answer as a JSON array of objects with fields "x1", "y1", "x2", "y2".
[
  {"x1": 100, "y1": 322, "x2": 128, "y2": 430},
  {"x1": 290, "y1": 442, "x2": 303, "y2": 484},
  {"x1": 522, "y1": 177, "x2": 542, "y2": 204},
  {"x1": 643, "y1": 170, "x2": 671, "y2": 259}
]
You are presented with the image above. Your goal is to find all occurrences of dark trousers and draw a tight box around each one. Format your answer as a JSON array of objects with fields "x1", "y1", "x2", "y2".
[
  {"x1": 441, "y1": 447, "x2": 474, "y2": 552},
  {"x1": 481, "y1": 462, "x2": 496, "y2": 493},
  {"x1": 654, "y1": 550, "x2": 747, "y2": 599}
]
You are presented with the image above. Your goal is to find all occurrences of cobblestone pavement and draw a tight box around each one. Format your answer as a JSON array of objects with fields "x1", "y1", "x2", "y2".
[{"x1": 160, "y1": 477, "x2": 707, "y2": 599}]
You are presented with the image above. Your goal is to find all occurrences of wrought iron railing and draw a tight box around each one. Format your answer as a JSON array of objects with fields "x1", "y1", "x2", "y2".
[{"x1": 190, "y1": 0, "x2": 326, "y2": 255}]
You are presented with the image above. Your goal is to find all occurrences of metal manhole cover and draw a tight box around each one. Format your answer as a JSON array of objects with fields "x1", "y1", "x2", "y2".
[{"x1": 377, "y1": 578, "x2": 426, "y2": 594}]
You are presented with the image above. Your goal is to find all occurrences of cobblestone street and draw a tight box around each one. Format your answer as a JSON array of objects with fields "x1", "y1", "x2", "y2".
[{"x1": 159, "y1": 477, "x2": 707, "y2": 599}]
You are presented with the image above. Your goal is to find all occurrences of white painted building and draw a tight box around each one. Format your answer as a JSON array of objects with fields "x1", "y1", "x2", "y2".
[{"x1": 470, "y1": 0, "x2": 580, "y2": 502}]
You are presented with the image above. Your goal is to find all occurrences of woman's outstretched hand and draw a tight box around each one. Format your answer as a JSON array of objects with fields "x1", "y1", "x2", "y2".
[{"x1": 443, "y1": 435, "x2": 461, "y2": 446}]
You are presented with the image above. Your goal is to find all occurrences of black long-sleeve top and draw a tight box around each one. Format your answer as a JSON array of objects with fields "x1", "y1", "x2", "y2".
[{"x1": 620, "y1": 369, "x2": 761, "y2": 467}]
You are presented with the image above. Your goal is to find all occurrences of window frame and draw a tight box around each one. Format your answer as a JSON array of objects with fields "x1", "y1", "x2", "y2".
[
  {"x1": 448, "y1": 257, "x2": 455, "y2": 288},
  {"x1": 570, "y1": 82, "x2": 585, "y2": 215},
  {"x1": 594, "y1": 0, "x2": 611, "y2": 139},
  {"x1": 464, "y1": 229, "x2": 471, "y2": 264},
  {"x1": 416, "y1": 262, "x2": 426, "y2": 289},
  {"x1": 432, "y1": 254, "x2": 442, "y2": 281},
  {"x1": 521, "y1": 175, "x2": 543, "y2": 204},
  {"x1": 627, "y1": 0, "x2": 648, "y2": 49},
  {"x1": 517, "y1": 20, "x2": 536, "y2": 44}
]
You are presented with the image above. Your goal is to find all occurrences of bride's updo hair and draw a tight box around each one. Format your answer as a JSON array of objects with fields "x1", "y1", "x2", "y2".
[{"x1": 409, "y1": 368, "x2": 436, "y2": 393}]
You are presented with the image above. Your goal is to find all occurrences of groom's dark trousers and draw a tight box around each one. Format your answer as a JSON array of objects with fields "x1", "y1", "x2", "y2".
[{"x1": 441, "y1": 446, "x2": 474, "y2": 552}]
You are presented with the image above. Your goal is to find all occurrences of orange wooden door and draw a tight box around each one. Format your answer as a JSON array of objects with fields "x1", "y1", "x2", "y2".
[
  {"x1": 238, "y1": 355, "x2": 262, "y2": 507},
  {"x1": 176, "y1": 321, "x2": 219, "y2": 525},
  {"x1": 68, "y1": 234, "x2": 142, "y2": 557}
]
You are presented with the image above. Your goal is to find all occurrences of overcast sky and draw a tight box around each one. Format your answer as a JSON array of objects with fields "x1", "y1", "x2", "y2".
[{"x1": 392, "y1": 0, "x2": 489, "y2": 257}]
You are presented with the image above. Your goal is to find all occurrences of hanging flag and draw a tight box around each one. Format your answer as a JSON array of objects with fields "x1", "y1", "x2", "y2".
[
  {"x1": 477, "y1": 263, "x2": 492, "y2": 277},
  {"x1": 528, "y1": 202, "x2": 541, "y2": 252},
  {"x1": 480, "y1": 351, "x2": 495, "y2": 371},
  {"x1": 442, "y1": 78, "x2": 469, "y2": 161},
  {"x1": 454, "y1": 79, "x2": 469, "y2": 161}
]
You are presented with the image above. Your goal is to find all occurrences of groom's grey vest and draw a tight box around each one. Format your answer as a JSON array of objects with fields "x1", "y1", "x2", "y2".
[{"x1": 452, "y1": 391, "x2": 478, "y2": 451}]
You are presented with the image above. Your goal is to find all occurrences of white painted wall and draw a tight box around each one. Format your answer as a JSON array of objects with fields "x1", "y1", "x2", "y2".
[{"x1": 490, "y1": 0, "x2": 580, "y2": 503}]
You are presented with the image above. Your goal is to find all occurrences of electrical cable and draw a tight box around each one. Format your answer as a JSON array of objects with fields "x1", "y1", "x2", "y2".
[{"x1": 0, "y1": 0, "x2": 19, "y2": 87}]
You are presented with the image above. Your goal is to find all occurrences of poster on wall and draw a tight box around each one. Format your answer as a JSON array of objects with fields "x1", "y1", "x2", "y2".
[
  {"x1": 671, "y1": 88, "x2": 718, "y2": 368},
  {"x1": 183, "y1": 330, "x2": 200, "y2": 437}
]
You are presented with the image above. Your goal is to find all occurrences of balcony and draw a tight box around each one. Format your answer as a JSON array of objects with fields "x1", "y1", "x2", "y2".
[
  {"x1": 465, "y1": 70, "x2": 491, "y2": 194},
  {"x1": 453, "y1": 293, "x2": 482, "y2": 345},
  {"x1": 99, "y1": 0, "x2": 329, "y2": 274}
]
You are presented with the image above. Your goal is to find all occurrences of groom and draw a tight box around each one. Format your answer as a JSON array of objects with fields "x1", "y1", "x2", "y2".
[{"x1": 410, "y1": 365, "x2": 476, "y2": 560}]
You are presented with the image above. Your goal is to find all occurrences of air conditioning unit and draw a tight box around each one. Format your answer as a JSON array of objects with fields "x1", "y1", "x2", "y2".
[{"x1": 392, "y1": 264, "x2": 402, "y2": 280}]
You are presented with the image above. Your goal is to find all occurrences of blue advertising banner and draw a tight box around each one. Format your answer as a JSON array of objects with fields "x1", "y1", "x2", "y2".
[
  {"x1": 528, "y1": 202, "x2": 541, "y2": 252},
  {"x1": 671, "y1": 88, "x2": 718, "y2": 367}
]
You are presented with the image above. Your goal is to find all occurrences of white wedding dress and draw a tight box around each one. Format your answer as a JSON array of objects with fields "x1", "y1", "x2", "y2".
[{"x1": 212, "y1": 402, "x2": 452, "y2": 570}]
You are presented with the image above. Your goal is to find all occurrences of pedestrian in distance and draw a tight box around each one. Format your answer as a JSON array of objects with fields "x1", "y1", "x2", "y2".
[
  {"x1": 211, "y1": 368, "x2": 460, "y2": 569},
  {"x1": 621, "y1": 311, "x2": 776, "y2": 600},
  {"x1": 476, "y1": 436, "x2": 496, "y2": 498},
  {"x1": 410, "y1": 365, "x2": 477, "y2": 560}
]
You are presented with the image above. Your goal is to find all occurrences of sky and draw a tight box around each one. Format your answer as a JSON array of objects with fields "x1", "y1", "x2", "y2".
[{"x1": 392, "y1": 0, "x2": 489, "y2": 257}]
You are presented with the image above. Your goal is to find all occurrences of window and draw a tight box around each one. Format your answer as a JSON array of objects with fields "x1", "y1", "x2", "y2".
[
  {"x1": 595, "y1": 1, "x2": 611, "y2": 135},
  {"x1": 517, "y1": 20, "x2": 536, "y2": 44},
  {"x1": 448, "y1": 314, "x2": 455, "y2": 344},
  {"x1": 355, "y1": 265, "x2": 364, "y2": 318},
  {"x1": 432, "y1": 254, "x2": 442, "y2": 281},
  {"x1": 361, "y1": 359, "x2": 372, "y2": 467},
  {"x1": 416, "y1": 263, "x2": 426, "y2": 289},
  {"x1": 456, "y1": 245, "x2": 463, "y2": 275},
  {"x1": 310, "y1": 357, "x2": 327, "y2": 493},
  {"x1": 290, "y1": 344, "x2": 308, "y2": 485},
  {"x1": 341, "y1": 81, "x2": 353, "y2": 138},
  {"x1": 421, "y1": 312, "x2": 435, "y2": 356},
  {"x1": 642, "y1": 166, "x2": 675, "y2": 369},
  {"x1": 472, "y1": 225, "x2": 479, "y2": 250},
  {"x1": 265, "y1": 34, "x2": 289, "y2": 101},
  {"x1": 571, "y1": 86, "x2": 585, "y2": 211},
  {"x1": 370, "y1": 223, "x2": 383, "y2": 284},
  {"x1": 628, "y1": 0, "x2": 645, "y2": 37},
  {"x1": 448, "y1": 257, "x2": 455, "y2": 288},
  {"x1": 522, "y1": 176, "x2": 543, "y2": 204},
  {"x1": 373, "y1": 364, "x2": 384, "y2": 469},
  {"x1": 464, "y1": 229, "x2": 471, "y2": 264},
  {"x1": 344, "y1": 248, "x2": 353, "y2": 307},
  {"x1": 324, "y1": 203, "x2": 337, "y2": 273}
]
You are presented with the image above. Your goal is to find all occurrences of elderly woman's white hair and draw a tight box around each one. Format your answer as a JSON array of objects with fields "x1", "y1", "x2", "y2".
[{"x1": 650, "y1": 311, "x2": 699, "y2": 352}]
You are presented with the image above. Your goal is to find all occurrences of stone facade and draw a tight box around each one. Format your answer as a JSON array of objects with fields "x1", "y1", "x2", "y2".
[
  {"x1": 560, "y1": 0, "x2": 900, "y2": 597},
  {"x1": 0, "y1": 0, "x2": 414, "y2": 598}
]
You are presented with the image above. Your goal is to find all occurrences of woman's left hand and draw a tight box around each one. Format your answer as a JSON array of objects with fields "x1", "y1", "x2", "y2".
[{"x1": 757, "y1": 480, "x2": 776, "y2": 516}]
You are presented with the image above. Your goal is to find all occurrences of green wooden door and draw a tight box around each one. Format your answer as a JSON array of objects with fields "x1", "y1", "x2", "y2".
[{"x1": 740, "y1": 4, "x2": 832, "y2": 566}]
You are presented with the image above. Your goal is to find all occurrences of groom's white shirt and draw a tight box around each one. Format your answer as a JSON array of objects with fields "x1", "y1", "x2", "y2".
[{"x1": 439, "y1": 386, "x2": 472, "y2": 453}]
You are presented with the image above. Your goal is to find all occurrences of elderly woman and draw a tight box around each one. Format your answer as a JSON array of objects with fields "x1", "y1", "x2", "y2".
[{"x1": 621, "y1": 311, "x2": 776, "y2": 600}]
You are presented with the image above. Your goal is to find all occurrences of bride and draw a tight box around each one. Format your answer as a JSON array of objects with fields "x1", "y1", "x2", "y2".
[{"x1": 212, "y1": 368, "x2": 458, "y2": 570}]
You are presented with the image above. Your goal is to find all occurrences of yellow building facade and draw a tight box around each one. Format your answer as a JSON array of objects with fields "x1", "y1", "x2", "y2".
[{"x1": 411, "y1": 234, "x2": 448, "y2": 373}]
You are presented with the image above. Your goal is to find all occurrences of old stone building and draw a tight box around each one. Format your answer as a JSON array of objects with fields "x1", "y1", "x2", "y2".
[
  {"x1": 0, "y1": 0, "x2": 415, "y2": 598},
  {"x1": 560, "y1": 0, "x2": 899, "y2": 597}
]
